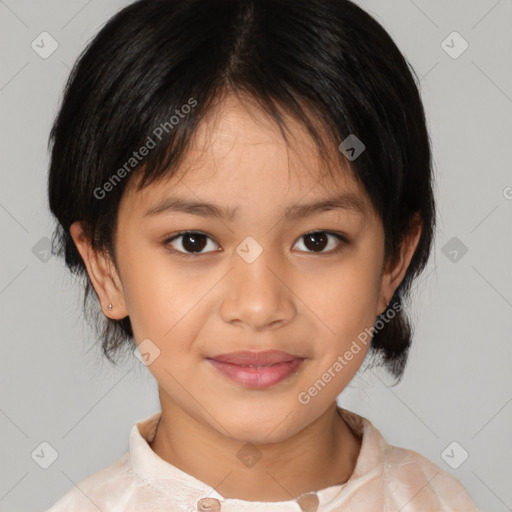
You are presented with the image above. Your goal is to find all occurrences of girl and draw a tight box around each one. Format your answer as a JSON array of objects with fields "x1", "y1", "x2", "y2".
[{"x1": 45, "y1": 0, "x2": 479, "y2": 510}]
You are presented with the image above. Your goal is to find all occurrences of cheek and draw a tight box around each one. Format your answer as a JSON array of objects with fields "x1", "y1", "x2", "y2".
[
  {"x1": 309, "y1": 253, "x2": 382, "y2": 339},
  {"x1": 298, "y1": 256, "x2": 381, "y2": 399},
  {"x1": 117, "y1": 244, "x2": 208, "y2": 344}
]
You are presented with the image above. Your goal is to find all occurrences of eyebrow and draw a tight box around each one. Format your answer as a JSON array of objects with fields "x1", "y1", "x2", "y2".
[{"x1": 143, "y1": 193, "x2": 367, "y2": 221}]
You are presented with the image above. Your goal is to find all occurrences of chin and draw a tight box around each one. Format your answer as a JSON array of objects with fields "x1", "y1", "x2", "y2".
[{"x1": 213, "y1": 411, "x2": 305, "y2": 446}]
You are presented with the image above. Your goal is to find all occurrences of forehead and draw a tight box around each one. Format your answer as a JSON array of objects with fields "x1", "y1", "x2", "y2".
[{"x1": 120, "y1": 94, "x2": 373, "y2": 218}]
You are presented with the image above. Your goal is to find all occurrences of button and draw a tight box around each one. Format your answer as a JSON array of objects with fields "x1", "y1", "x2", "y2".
[
  {"x1": 296, "y1": 491, "x2": 319, "y2": 512},
  {"x1": 197, "y1": 497, "x2": 222, "y2": 511}
]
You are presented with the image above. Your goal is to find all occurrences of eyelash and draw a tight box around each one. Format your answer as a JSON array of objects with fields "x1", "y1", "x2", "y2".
[{"x1": 162, "y1": 230, "x2": 350, "y2": 258}]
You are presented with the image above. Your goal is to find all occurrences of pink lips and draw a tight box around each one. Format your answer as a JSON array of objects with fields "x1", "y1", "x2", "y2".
[{"x1": 207, "y1": 350, "x2": 305, "y2": 389}]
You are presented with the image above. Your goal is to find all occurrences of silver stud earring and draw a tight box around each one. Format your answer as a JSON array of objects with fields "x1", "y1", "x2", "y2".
[{"x1": 108, "y1": 303, "x2": 113, "y2": 311}]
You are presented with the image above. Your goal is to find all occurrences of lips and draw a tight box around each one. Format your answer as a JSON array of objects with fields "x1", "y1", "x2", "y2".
[
  {"x1": 206, "y1": 350, "x2": 305, "y2": 389},
  {"x1": 207, "y1": 350, "x2": 301, "y2": 366}
]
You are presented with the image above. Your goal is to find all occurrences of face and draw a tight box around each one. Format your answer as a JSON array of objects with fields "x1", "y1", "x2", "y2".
[{"x1": 73, "y1": 94, "x2": 410, "y2": 444}]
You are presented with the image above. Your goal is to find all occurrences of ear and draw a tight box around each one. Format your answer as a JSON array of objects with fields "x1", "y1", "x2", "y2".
[
  {"x1": 376, "y1": 213, "x2": 422, "y2": 316},
  {"x1": 69, "y1": 221, "x2": 129, "y2": 319}
]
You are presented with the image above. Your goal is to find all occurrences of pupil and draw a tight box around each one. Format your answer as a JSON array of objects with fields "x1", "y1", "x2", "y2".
[
  {"x1": 183, "y1": 233, "x2": 207, "y2": 252},
  {"x1": 305, "y1": 232, "x2": 327, "y2": 251}
]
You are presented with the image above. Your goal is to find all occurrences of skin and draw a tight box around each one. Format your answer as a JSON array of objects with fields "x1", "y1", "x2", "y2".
[{"x1": 70, "y1": 93, "x2": 422, "y2": 501}]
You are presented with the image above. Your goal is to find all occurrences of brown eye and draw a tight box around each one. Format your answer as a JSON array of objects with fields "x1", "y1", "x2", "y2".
[
  {"x1": 165, "y1": 231, "x2": 219, "y2": 255},
  {"x1": 293, "y1": 231, "x2": 347, "y2": 254}
]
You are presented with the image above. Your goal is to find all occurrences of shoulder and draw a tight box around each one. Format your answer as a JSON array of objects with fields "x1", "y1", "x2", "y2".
[
  {"x1": 381, "y1": 442, "x2": 480, "y2": 511},
  {"x1": 338, "y1": 408, "x2": 479, "y2": 511},
  {"x1": 43, "y1": 453, "x2": 136, "y2": 511}
]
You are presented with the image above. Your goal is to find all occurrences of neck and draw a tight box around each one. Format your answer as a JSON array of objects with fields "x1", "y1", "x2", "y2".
[{"x1": 149, "y1": 390, "x2": 361, "y2": 501}]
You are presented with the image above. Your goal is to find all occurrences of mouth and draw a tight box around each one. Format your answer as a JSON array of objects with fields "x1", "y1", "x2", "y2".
[{"x1": 206, "y1": 350, "x2": 305, "y2": 389}]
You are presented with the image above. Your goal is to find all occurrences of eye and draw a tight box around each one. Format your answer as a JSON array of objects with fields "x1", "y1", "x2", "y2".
[
  {"x1": 164, "y1": 231, "x2": 220, "y2": 256},
  {"x1": 293, "y1": 231, "x2": 348, "y2": 254},
  {"x1": 163, "y1": 230, "x2": 349, "y2": 258}
]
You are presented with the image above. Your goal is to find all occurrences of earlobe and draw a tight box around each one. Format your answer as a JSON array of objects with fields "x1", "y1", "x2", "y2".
[{"x1": 69, "y1": 221, "x2": 128, "y2": 319}]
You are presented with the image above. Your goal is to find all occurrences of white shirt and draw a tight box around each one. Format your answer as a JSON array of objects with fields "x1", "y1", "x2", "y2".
[{"x1": 44, "y1": 407, "x2": 480, "y2": 511}]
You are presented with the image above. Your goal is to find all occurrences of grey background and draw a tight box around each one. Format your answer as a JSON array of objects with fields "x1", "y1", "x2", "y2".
[{"x1": 0, "y1": 0, "x2": 511, "y2": 510}]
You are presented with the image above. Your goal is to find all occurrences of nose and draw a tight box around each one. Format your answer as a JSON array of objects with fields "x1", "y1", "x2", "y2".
[{"x1": 219, "y1": 238, "x2": 297, "y2": 331}]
